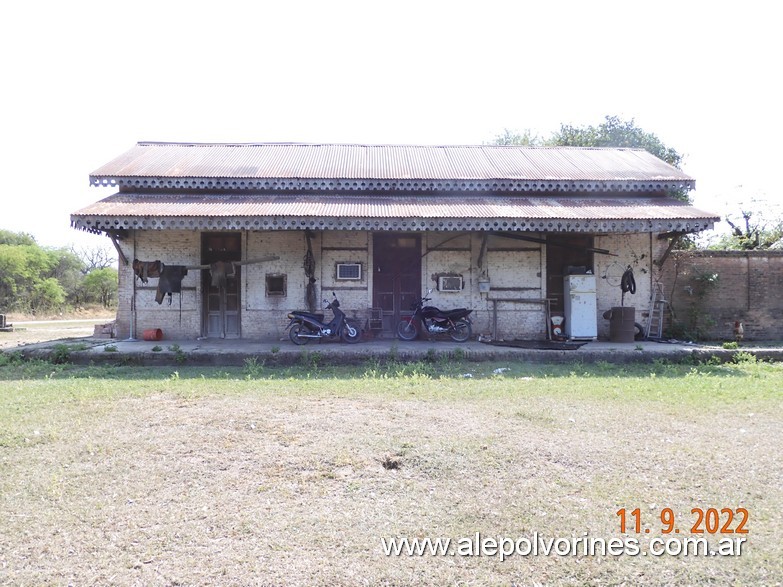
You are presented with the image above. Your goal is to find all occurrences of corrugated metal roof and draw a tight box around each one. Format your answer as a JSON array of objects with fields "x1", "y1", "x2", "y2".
[
  {"x1": 89, "y1": 143, "x2": 694, "y2": 191},
  {"x1": 72, "y1": 193, "x2": 714, "y2": 220},
  {"x1": 71, "y1": 193, "x2": 719, "y2": 234}
]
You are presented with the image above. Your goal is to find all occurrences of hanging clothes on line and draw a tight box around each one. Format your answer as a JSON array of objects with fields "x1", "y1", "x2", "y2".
[
  {"x1": 209, "y1": 261, "x2": 236, "y2": 288},
  {"x1": 132, "y1": 255, "x2": 280, "y2": 305},
  {"x1": 155, "y1": 266, "x2": 189, "y2": 305},
  {"x1": 132, "y1": 259, "x2": 163, "y2": 284}
]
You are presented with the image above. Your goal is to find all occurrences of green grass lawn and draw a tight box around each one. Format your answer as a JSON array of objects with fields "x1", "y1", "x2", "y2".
[{"x1": 1, "y1": 355, "x2": 781, "y2": 586}]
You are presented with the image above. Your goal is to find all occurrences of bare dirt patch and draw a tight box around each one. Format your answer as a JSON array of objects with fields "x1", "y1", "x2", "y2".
[
  {"x1": 1, "y1": 372, "x2": 780, "y2": 586},
  {"x1": 0, "y1": 318, "x2": 114, "y2": 349}
]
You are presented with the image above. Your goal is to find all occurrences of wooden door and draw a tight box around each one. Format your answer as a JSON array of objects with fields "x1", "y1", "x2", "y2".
[
  {"x1": 201, "y1": 233, "x2": 242, "y2": 338},
  {"x1": 372, "y1": 234, "x2": 421, "y2": 332}
]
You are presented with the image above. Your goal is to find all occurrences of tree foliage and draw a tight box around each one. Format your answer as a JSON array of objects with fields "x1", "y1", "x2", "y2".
[
  {"x1": 0, "y1": 229, "x2": 37, "y2": 246},
  {"x1": 31, "y1": 278, "x2": 67, "y2": 311},
  {"x1": 82, "y1": 267, "x2": 119, "y2": 308},
  {"x1": 490, "y1": 128, "x2": 542, "y2": 146},
  {"x1": 549, "y1": 116, "x2": 684, "y2": 169},
  {"x1": 491, "y1": 115, "x2": 690, "y2": 201},
  {"x1": 0, "y1": 231, "x2": 118, "y2": 314}
]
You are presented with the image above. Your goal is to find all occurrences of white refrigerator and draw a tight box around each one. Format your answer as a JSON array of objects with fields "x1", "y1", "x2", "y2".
[{"x1": 564, "y1": 274, "x2": 597, "y2": 340}]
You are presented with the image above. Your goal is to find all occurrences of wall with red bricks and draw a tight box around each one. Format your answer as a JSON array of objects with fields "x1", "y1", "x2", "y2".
[{"x1": 658, "y1": 250, "x2": 783, "y2": 341}]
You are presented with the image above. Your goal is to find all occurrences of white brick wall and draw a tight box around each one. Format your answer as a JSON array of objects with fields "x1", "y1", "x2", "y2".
[
  {"x1": 475, "y1": 233, "x2": 547, "y2": 338},
  {"x1": 114, "y1": 228, "x2": 653, "y2": 341},
  {"x1": 419, "y1": 232, "x2": 548, "y2": 339},
  {"x1": 243, "y1": 231, "x2": 307, "y2": 339},
  {"x1": 319, "y1": 230, "x2": 370, "y2": 320},
  {"x1": 115, "y1": 230, "x2": 201, "y2": 339},
  {"x1": 594, "y1": 233, "x2": 653, "y2": 338}
]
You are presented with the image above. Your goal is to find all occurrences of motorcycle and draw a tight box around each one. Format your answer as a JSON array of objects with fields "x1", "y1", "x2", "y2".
[
  {"x1": 397, "y1": 289, "x2": 473, "y2": 342},
  {"x1": 287, "y1": 293, "x2": 362, "y2": 345}
]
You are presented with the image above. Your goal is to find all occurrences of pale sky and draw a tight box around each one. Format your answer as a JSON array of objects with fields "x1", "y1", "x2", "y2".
[{"x1": 2, "y1": 0, "x2": 780, "y2": 249}]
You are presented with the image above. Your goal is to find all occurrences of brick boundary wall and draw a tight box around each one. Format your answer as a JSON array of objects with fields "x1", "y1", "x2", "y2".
[{"x1": 659, "y1": 250, "x2": 783, "y2": 341}]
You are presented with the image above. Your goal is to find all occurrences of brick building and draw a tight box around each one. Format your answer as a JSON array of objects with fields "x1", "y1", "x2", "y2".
[{"x1": 71, "y1": 143, "x2": 719, "y2": 341}]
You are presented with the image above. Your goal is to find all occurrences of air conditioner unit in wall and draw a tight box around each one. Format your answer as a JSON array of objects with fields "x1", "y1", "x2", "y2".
[
  {"x1": 438, "y1": 275, "x2": 463, "y2": 292},
  {"x1": 336, "y1": 263, "x2": 362, "y2": 280}
]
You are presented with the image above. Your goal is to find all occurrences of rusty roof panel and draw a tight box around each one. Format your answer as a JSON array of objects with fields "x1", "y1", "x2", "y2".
[
  {"x1": 73, "y1": 193, "x2": 719, "y2": 222},
  {"x1": 90, "y1": 143, "x2": 694, "y2": 188}
]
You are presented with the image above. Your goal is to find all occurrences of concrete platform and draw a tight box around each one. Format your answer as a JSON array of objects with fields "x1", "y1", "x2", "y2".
[{"x1": 7, "y1": 335, "x2": 783, "y2": 366}]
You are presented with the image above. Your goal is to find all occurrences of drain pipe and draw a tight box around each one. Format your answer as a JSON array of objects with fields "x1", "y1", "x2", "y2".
[{"x1": 126, "y1": 231, "x2": 138, "y2": 341}]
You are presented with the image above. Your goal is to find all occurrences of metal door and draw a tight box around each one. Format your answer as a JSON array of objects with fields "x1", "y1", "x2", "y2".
[
  {"x1": 372, "y1": 234, "x2": 421, "y2": 332},
  {"x1": 202, "y1": 233, "x2": 242, "y2": 338}
]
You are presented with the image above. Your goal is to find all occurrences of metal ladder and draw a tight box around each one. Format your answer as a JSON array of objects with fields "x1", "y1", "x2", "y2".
[{"x1": 645, "y1": 282, "x2": 669, "y2": 339}]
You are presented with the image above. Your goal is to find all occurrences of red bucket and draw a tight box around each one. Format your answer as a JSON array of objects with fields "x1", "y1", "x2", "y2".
[{"x1": 143, "y1": 328, "x2": 163, "y2": 341}]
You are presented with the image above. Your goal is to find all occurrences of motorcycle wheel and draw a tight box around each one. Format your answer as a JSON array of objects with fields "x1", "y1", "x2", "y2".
[
  {"x1": 396, "y1": 319, "x2": 418, "y2": 341},
  {"x1": 449, "y1": 319, "x2": 472, "y2": 342},
  {"x1": 341, "y1": 322, "x2": 362, "y2": 343},
  {"x1": 288, "y1": 323, "x2": 310, "y2": 345}
]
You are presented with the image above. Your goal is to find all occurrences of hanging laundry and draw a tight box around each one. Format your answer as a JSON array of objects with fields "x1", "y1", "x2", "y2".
[
  {"x1": 155, "y1": 266, "x2": 188, "y2": 305},
  {"x1": 209, "y1": 261, "x2": 236, "y2": 288},
  {"x1": 132, "y1": 259, "x2": 163, "y2": 284}
]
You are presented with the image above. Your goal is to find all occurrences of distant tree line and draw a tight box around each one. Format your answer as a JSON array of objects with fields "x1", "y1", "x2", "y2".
[{"x1": 0, "y1": 229, "x2": 118, "y2": 315}]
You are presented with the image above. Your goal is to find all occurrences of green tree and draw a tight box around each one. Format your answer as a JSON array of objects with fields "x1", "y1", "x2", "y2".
[
  {"x1": 489, "y1": 128, "x2": 542, "y2": 146},
  {"x1": 0, "y1": 229, "x2": 37, "y2": 246},
  {"x1": 82, "y1": 267, "x2": 119, "y2": 308},
  {"x1": 0, "y1": 231, "x2": 120, "y2": 313},
  {"x1": 549, "y1": 115, "x2": 684, "y2": 169},
  {"x1": 50, "y1": 248, "x2": 86, "y2": 304},
  {"x1": 0, "y1": 243, "x2": 59, "y2": 312},
  {"x1": 492, "y1": 115, "x2": 689, "y2": 201},
  {"x1": 549, "y1": 116, "x2": 688, "y2": 202},
  {"x1": 31, "y1": 278, "x2": 67, "y2": 311}
]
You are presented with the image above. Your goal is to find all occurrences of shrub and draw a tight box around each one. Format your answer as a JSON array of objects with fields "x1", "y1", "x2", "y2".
[{"x1": 50, "y1": 344, "x2": 73, "y2": 364}]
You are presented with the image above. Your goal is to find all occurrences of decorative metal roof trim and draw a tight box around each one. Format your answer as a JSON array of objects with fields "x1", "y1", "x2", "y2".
[
  {"x1": 90, "y1": 176, "x2": 695, "y2": 193},
  {"x1": 71, "y1": 215, "x2": 714, "y2": 235}
]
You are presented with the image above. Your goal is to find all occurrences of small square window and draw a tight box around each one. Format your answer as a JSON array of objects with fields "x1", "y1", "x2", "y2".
[
  {"x1": 266, "y1": 274, "x2": 287, "y2": 296},
  {"x1": 438, "y1": 275, "x2": 463, "y2": 292}
]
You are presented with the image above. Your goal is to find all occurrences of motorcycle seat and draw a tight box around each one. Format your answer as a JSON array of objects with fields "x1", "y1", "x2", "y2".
[
  {"x1": 291, "y1": 311, "x2": 324, "y2": 321},
  {"x1": 441, "y1": 308, "x2": 471, "y2": 318}
]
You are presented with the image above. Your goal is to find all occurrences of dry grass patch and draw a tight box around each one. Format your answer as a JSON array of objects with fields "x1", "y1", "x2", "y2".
[
  {"x1": 0, "y1": 361, "x2": 781, "y2": 586},
  {"x1": 0, "y1": 318, "x2": 112, "y2": 349}
]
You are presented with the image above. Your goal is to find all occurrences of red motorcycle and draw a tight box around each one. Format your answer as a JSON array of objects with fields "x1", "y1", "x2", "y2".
[{"x1": 397, "y1": 289, "x2": 472, "y2": 342}]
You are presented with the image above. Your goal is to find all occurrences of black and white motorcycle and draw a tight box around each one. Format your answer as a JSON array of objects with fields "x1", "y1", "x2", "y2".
[{"x1": 286, "y1": 293, "x2": 362, "y2": 345}]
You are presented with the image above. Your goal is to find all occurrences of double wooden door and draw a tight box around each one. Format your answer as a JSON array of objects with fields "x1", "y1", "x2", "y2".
[
  {"x1": 372, "y1": 234, "x2": 421, "y2": 332},
  {"x1": 202, "y1": 233, "x2": 241, "y2": 338}
]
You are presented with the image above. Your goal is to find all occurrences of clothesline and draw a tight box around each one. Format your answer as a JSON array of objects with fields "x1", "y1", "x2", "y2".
[
  {"x1": 183, "y1": 255, "x2": 280, "y2": 270},
  {"x1": 132, "y1": 255, "x2": 280, "y2": 306}
]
